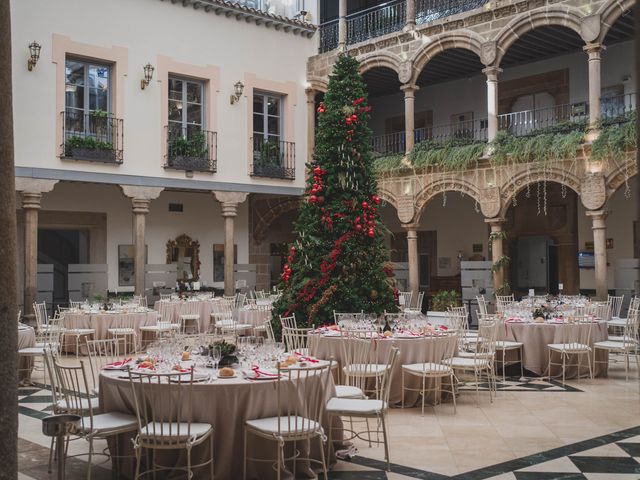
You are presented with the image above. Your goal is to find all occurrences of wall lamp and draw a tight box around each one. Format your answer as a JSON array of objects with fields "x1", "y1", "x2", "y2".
[
  {"x1": 140, "y1": 63, "x2": 154, "y2": 90},
  {"x1": 230, "y1": 81, "x2": 244, "y2": 105},
  {"x1": 27, "y1": 41, "x2": 41, "y2": 71}
]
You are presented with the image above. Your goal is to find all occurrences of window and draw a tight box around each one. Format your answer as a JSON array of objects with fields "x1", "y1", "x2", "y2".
[
  {"x1": 253, "y1": 92, "x2": 282, "y2": 142},
  {"x1": 168, "y1": 77, "x2": 204, "y2": 139},
  {"x1": 64, "y1": 58, "x2": 111, "y2": 137}
]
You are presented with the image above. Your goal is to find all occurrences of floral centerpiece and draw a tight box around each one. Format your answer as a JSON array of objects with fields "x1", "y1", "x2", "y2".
[{"x1": 206, "y1": 340, "x2": 238, "y2": 367}]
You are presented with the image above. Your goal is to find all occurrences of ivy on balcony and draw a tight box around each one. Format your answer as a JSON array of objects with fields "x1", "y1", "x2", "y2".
[
  {"x1": 590, "y1": 111, "x2": 637, "y2": 161},
  {"x1": 410, "y1": 139, "x2": 486, "y2": 171}
]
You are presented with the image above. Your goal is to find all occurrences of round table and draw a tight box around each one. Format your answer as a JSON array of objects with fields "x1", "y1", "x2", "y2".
[
  {"x1": 61, "y1": 311, "x2": 158, "y2": 354},
  {"x1": 18, "y1": 325, "x2": 36, "y2": 382},
  {"x1": 499, "y1": 320, "x2": 609, "y2": 377},
  {"x1": 308, "y1": 332, "x2": 457, "y2": 406},
  {"x1": 99, "y1": 366, "x2": 340, "y2": 479}
]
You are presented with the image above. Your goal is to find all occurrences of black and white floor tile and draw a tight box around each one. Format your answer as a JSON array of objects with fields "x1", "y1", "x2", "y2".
[{"x1": 458, "y1": 376, "x2": 582, "y2": 393}]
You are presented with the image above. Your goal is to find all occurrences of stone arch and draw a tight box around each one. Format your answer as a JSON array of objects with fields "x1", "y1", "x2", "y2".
[
  {"x1": 358, "y1": 51, "x2": 402, "y2": 77},
  {"x1": 409, "y1": 31, "x2": 485, "y2": 84},
  {"x1": 597, "y1": 0, "x2": 636, "y2": 43},
  {"x1": 377, "y1": 186, "x2": 399, "y2": 211},
  {"x1": 252, "y1": 197, "x2": 301, "y2": 243},
  {"x1": 605, "y1": 156, "x2": 638, "y2": 194},
  {"x1": 414, "y1": 177, "x2": 482, "y2": 221},
  {"x1": 306, "y1": 75, "x2": 328, "y2": 93},
  {"x1": 494, "y1": 6, "x2": 587, "y2": 67},
  {"x1": 498, "y1": 166, "x2": 582, "y2": 217}
]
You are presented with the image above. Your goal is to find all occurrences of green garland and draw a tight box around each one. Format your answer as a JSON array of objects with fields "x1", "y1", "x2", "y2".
[
  {"x1": 373, "y1": 154, "x2": 405, "y2": 173},
  {"x1": 409, "y1": 139, "x2": 485, "y2": 171},
  {"x1": 490, "y1": 129, "x2": 584, "y2": 166},
  {"x1": 590, "y1": 111, "x2": 637, "y2": 161}
]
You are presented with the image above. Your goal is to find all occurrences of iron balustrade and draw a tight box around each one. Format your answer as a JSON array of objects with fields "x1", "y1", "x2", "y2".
[
  {"x1": 601, "y1": 91, "x2": 637, "y2": 123},
  {"x1": 318, "y1": 20, "x2": 339, "y2": 53},
  {"x1": 416, "y1": 0, "x2": 489, "y2": 25},
  {"x1": 164, "y1": 127, "x2": 217, "y2": 173},
  {"x1": 415, "y1": 118, "x2": 488, "y2": 145},
  {"x1": 347, "y1": 0, "x2": 406, "y2": 46},
  {"x1": 60, "y1": 110, "x2": 123, "y2": 164},
  {"x1": 371, "y1": 131, "x2": 407, "y2": 155},
  {"x1": 251, "y1": 137, "x2": 296, "y2": 179},
  {"x1": 497, "y1": 102, "x2": 589, "y2": 137}
]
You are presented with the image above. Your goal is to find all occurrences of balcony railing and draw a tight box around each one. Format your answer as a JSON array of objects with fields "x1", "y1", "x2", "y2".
[
  {"x1": 498, "y1": 102, "x2": 589, "y2": 137},
  {"x1": 164, "y1": 127, "x2": 217, "y2": 173},
  {"x1": 318, "y1": 0, "x2": 490, "y2": 53},
  {"x1": 601, "y1": 92, "x2": 637, "y2": 124},
  {"x1": 416, "y1": 0, "x2": 489, "y2": 25},
  {"x1": 372, "y1": 131, "x2": 406, "y2": 155},
  {"x1": 60, "y1": 110, "x2": 123, "y2": 164},
  {"x1": 416, "y1": 118, "x2": 488, "y2": 144},
  {"x1": 347, "y1": 0, "x2": 406, "y2": 46},
  {"x1": 251, "y1": 137, "x2": 296, "y2": 179}
]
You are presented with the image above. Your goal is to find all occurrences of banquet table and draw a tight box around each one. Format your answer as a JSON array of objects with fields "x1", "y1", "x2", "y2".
[
  {"x1": 61, "y1": 310, "x2": 158, "y2": 354},
  {"x1": 499, "y1": 320, "x2": 609, "y2": 377},
  {"x1": 155, "y1": 299, "x2": 272, "y2": 332},
  {"x1": 99, "y1": 365, "x2": 341, "y2": 480},
  {"x1": 308, "y1": 332, "x2": 457, "y2": 406},
  {"x1": 18, "y1": 325, "x2": 36, "y2": 382}
]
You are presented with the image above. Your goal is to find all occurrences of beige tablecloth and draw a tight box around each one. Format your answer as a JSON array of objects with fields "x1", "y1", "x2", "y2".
[
  {"x1": 499, "y1": 321, "x2": 608, "y2": 377},
  {"x1": 18, "y1": 326, "x2": 36, "y2": 382},
  {"x1": 99, "y1": 368, "x2": 340, "y2": 480},
  {"x1": 308, "y1": 333, "x2": 457, "y2": 406},
  {"x1": 62, "y1": 311, "x2": 158, "y2": 354}
]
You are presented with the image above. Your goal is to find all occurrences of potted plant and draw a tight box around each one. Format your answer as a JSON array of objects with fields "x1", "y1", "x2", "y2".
[
  {"x1": 207, "y1": 339, "x2": 238, "y2": 367},
  {"x1": 168, "y1": 131, "x2": 210, "y2": 171},
  {"x1": 427, "y1": 290, "x2": 460, "y2": 325},
  {"x1": 65, "y1": 136, "x2": 116, "y2": 162},
  {"x1": 253, "y1": 139, "x2": 283, "y2": 177}
]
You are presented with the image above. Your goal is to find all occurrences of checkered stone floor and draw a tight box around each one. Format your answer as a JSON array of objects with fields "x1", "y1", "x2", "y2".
[{"x1": 458, "y1": 376, "x2": 582, "y2": 393}]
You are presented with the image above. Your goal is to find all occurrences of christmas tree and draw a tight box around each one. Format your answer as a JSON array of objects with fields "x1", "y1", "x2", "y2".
[{"x1": 272, "y1": 54, "x2": 398, "y2": 333}]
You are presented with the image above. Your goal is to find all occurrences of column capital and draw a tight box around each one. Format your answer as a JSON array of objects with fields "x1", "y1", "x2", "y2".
[
  {"x1": 586, "y1": 209, "x2": 608, "y2": 223},
  {"x1": 21, "y1": 192, "x2": 42, "y2": 210},
  {"x1": 401, "y1": 223, "x2": 421, "y2": 232},
  {"x1": 583, "y1": 43, "x2": 605, "y2": 57},
  {"x1": 305, "y1": 87, "x2": 317, "y2": 101},
  {"x1": 400, "y1": 83, "x2": 419, "y2": 95},
  {"x1": 482, "y1": 66, "x2": 502, "y2": 81},
  {"x1": 121, "y1": 185, "x2": 164, "y2": 201},
  {"x1": 214, "y1": 191, "x2": 248, "y2": 217},
  {"x1": 15, "y1": 178, "x2": 58, "y2": 195},
  {"x1": 131, "y1": 198, "x2": 152, "y2": 214},
  {"x1": 484, "y1": 217, "x2": 506, "y2": 228}
]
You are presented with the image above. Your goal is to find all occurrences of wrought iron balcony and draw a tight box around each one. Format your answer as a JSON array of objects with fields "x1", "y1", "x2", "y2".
[
  {"x1": 416, "y1": 0, "x2": 489, "y2": 25},
  {"x1": 60, "y1": 110, "x2": 123, "y2": 164},
  {"x1": 164, "y1": 127, "x2": 217, "y2": 173},
  {"x1": 416, "y1": 118, "x2": 488, "y2": 145},
  {"x1": 251, "y1": 137, "x2": 296, "y2": 179},
  {"x1": 601, "y1": 92, "x2": 637, "y2": 124},
  {"x1": 372, "y1": 131, "x2": 406, "y2": 155},
  {"x1": 318, "y1": 0, "x2": 490, "y2": 53},
  {"x1": 497, "y1": 102, "x2": 589, "y2": 137}
]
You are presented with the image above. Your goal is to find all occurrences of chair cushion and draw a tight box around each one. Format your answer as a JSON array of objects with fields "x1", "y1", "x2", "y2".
[
  {"x1": 594, "y1": 340, "x2": 637, "y2": 350},
  {"x1": 548, "y1": 343, "x2": 591, "y2": 353},
  {"x1": 496, "y1": 340, "x2": 523, "y2": 349},
  {"x1": 180, "y1": 315, "x2": 200, "y2": 320},
  {"x1": 18, "y1": 347, "x2": 45, "y2": 356},
  {"x1": 246, "y1": 416, "x2": 320, "y2": 435},
  {"x1": 402, "y1": 362, "x2": 452, "y2": 375},
  {"x1": 139, "y1": 324, "x2": 174, "y2": 332},
  {"x1": 219, "y1": 323, "x2": 252, "y2": 331},
  {"x1": 326, "y1": 398, "x2": 385, "y2": 415},
  {"x1": 444, "y1": 356, "x2": 491, "y2": 368},
  {"x1": 343, "y1": 364, "x2": 387, "y2": 377},
  {"x1": 65, "y1": 329, "x2": 95, "y2": 335},
  {"x1": 335, "y1": 385, "x2": 365, "y2": 399},
  {"x1": 607, "y1": 318, "x2": 627, "y2": 327},
  {"x1": 456, "y1": 351, "x2": 494, "y2": 359},
  {"x1": 78, "y1": 412, "x2": 138, "y2": 434},
  {"x1": 108, "y1": 328, "x2": 136, "y2": 334},
  {"x1": 140, "y1": 422, "x2": 212, "y2": 441}
]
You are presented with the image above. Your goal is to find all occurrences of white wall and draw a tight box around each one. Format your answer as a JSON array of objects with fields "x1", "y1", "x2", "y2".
[
  {"x1": 39, "y1": 182, "x2": 248, "y2": 291},
  {"x1": 12, "y1": 0, "x2": 315, "y2": 189},
  {"x1": 368, "y1": 40, "x2": 634, "y2": 136},
  {"x1": 578, "y1": 180, "x2": 638, "y2": 291}
]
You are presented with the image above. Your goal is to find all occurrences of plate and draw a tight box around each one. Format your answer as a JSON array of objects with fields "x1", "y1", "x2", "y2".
[
  {"x1": 102, "y1": 363, "x2": 133, "y2": 371},
  {"x1": 169, "y1": 373, "x2": 209, "y2": 383}
]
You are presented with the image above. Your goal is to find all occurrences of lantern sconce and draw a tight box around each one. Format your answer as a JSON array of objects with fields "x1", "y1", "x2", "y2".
[
  {"x1": 27, "y1": 41, "x2": 41, "y2": 71},
  {"x1": 230, "y1": 81, "x2": 244, "y2": 105},
  {"x1": 140, "y1": 63, "x2": 155, "y2": 90}
]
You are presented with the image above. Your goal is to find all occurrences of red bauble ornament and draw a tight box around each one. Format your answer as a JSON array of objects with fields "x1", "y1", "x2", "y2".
[
  {"x1": 362, "y1": 201, "x2": 369, "y2": 209},
  {"x1": 355, "y1": 224, "x2": 363, "y2": 232},
  {"x1": 314, "y1": 166, "x2": 321, "y2": 174},
  {"x1": 367, "y1": 229, "x2": 375, "y2": 237},
  {"x1": 351, "y1": 114, "x2": 358, "y2": 121},
  {"x1": 310, "y1": 195, "x2": 317, "y2": 203}
]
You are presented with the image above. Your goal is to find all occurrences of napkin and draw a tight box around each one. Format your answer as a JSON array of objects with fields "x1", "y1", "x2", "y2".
[
  {"x1": 293, "y1": 352, "x2": 319, "y2": 363},
  {"x1": 103, "y1": 358, "x2": 132, "y2": 369},
  {"x1": 248, "y1": 366, "x2": 279, "y2": 378}
]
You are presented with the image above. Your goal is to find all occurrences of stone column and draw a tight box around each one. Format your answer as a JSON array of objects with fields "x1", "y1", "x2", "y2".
[
  {"x1": 486, "y1": 218, "x2": 506, "y2": 292},
  {"x1": 213, "y1": 192, "x2": 248, "y2": 296},
  {"x1": 403, "y1": 224, "x2": 420, "y2": 297},
  {"x1": 15, "y1": 178, "x2": 58, "y2": 321},
  {"x1": 586, "y1": 210, "x2": 608, "y2": 300},
  {"x1": 584, "y1": 43, "x2": 604, "y2": 130},
  {"x1": 338, "y1": 0, "x2": 347, "y2": 51},
  {"x1": 483, "y1": 67, "x2": 502, "y2": 142},
  {"x1": 305, "y1": 88, "x2": 316, "y2": 162},
  {"x1": 405, "y1": 0, "x2": 416, "y2": 30},
  {"x1": 121, "y1": 186, "x2": 164, "y2": 296},
  {"x1": 401, "y1": 84, "x2": 418, "y2": 154}
]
